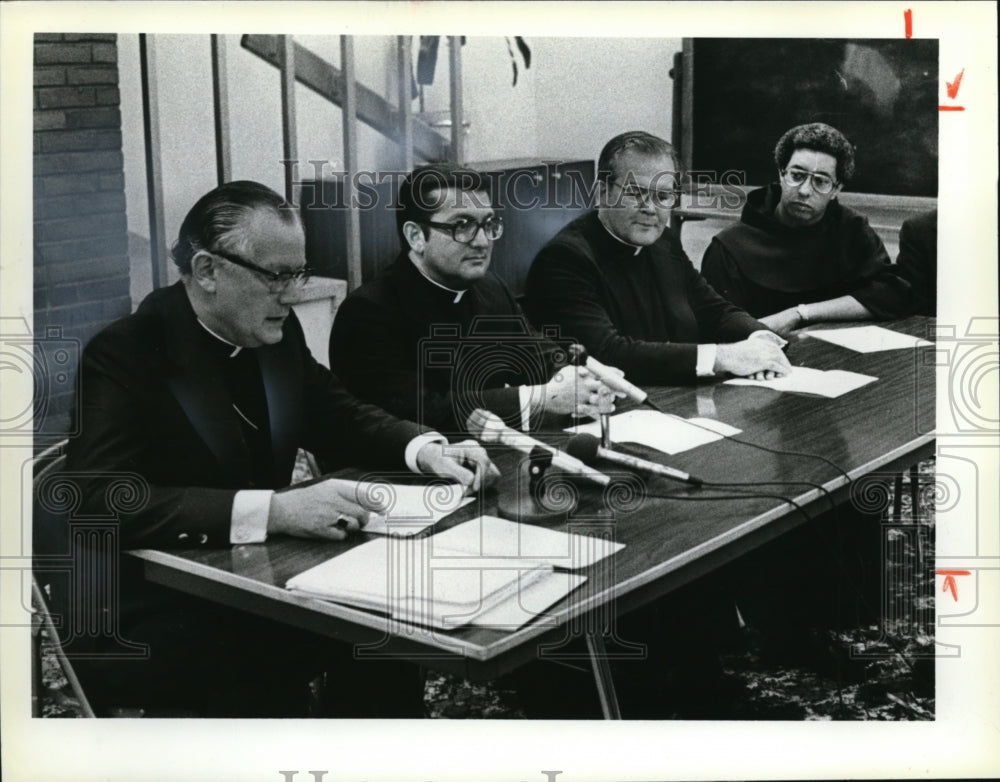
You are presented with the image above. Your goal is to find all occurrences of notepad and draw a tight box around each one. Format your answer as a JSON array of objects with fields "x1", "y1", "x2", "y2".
[
  {"x1": 804, "y1": 326, "x2": 933, "y2": 353},
  {"x1": 566, "y1": 410, "x2": 740, "y2": 455},
  {"x1": 286, "y1": 516, "x2": 622, "y2": 630},
  {"x1": 724, "y1": 366, "x2": 877, "y2": 397},
  {"x1": 328, "y1": 479, "x2": 474, "y2": 537}
]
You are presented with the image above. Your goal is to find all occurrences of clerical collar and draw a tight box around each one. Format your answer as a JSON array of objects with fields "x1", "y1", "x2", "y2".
[
  {"x1": 597, "y1": 213, "x2": 643, "y2": 256},
  {"x1": 197, "y1": 318, "x2": 242, "y2": 358},
  {"x1": 407, "y1": 253, "x2": 467, "y2": 303}
]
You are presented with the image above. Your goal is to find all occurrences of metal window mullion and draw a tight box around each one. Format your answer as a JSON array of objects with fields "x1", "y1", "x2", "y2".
[
  {"x1": 279, "y1": 35, "x2": 298, "y2": 203},
  {"x1": 210, "y1": 34, "x2": 232, "y2": 185},
  {"x1": 138, "y1": 34, "x2": 168, "y2": 290},
  {"x1": 341, "y1": 35, "x2": 362, "y2": 292},
  {"x1": 396, "y1": 36, "x2": 414, "y2": 171},
  {"x1": 448, "y1": 36, "x2": 464, "y2": 163}
]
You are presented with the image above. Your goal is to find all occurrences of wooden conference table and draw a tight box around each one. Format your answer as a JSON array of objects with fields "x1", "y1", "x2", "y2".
[{"x1": 130, "y1": 316, "x2": 936, "y2": 718}]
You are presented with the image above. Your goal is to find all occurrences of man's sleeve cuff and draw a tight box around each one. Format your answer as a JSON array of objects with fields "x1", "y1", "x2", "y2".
[
  {"x1": 696, "y1": 343, "x2": 718, "y2": 377},
  {"x1": 405, "y1": 432, "x2": 448, "y2": 473},
  {"x1": 230, "y1": 489, "x2": 273, "y2": 544},
  {"x1": 518, "y1": 385, "x2": 539, "y2": 432}
]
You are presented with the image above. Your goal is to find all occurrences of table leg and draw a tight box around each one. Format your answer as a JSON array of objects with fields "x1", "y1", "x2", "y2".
[
  {"x1": 909, "y1": 464, "x2": 925, "y2": 568},
  {"x1": 586, "y1": 631, "x2": 622, "y2": 720}
]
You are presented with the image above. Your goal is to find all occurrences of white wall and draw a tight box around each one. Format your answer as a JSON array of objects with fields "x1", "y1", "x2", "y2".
[
  {"x1": 533, "y1": 37, "x2": 680, "y2": 163},
  {"x1": 120, "y1": 35, "x2": 681, "y2": 301}
]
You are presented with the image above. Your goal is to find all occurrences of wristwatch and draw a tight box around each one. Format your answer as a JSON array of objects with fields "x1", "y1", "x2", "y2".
[{"x1": 795, "y1": 303, "x2": 811, "y2": 324}]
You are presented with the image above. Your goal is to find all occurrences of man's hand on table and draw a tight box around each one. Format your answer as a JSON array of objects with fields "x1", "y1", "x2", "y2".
[
  {"x1": 759, "y1": 308, "x2": 804, "y2": 337},
  {"x1": 535, "y1": 365, "x2": 620, "y2": 419},
  {"x1": 268, "y1": 477, "x2": 389, "y2": 541},
  {"x1": 715, "y1": 335, "x2": 792, "y2": 381},
  {"x1": 416, "y1": 439, "x2": 501, "y2": 494}
]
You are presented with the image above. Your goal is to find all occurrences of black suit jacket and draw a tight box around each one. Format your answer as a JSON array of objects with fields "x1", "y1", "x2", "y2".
[
  {"x1": 66, "y1": 282, "x2": 423, "y2": 550},
  {"x1": 896, "y1": 209, "x2": 937, "y2": 316},
  {"x1": 524, "y1": 211, "x2": 767, "y2": 385},
  {"x1": 330, "y1": 254, "x2": 563, "y2": 435}
]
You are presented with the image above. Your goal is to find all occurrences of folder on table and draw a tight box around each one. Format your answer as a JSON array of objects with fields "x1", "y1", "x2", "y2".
[{"x1": 286, "y1": 516, "x2": 623, "y2": 630}]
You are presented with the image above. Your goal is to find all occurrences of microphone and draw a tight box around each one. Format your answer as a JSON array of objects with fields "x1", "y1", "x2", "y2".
[
  {"x1": 466, "y1": 409, "x2": 611, "y2": 486},
  {"x1": 566, "y1": 343, "x2": 655, "y2": 408},
  {"x1": 565, "y1": 433, "x2": 703, "y2": 486},
  {"x1": 583, "y1": 355, "x2": 648, "y2": 405}
]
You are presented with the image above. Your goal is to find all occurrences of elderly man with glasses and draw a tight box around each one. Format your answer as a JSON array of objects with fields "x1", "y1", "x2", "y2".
[
  {"x1": 701, "y1": 122, "x2": 911, "y2": 335},
  {"x1": 64, "y1": 180, "x2": 497, "y2": 717},
  {"x1": 524, "y1": 130, "x2": 790, "y2": 386},
  {"x1": 330, "y1": 162, "x2": 617, "y2": 437}
]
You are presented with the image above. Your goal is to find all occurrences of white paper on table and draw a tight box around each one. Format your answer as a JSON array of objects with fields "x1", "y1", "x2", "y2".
[
  {"x1": 565, "y1": 409, "x2": 740, "y2": 455},
  {"x1": 286, "y1": 516, "x2": 610, "y2": 630},
  {"x1": 429, "y1": 515, "x2": 625, "y2": 571},
  {"x1": 332, "y1": 480, "x2": 474, "y2": 537},
  {"x1": 804, "y1": 325, "x2": 933, "y2": 353},
  {"x1": 469, "y1": 571, "x2": 587, "y2": 629},
  {"x1": 724, "y1": 365, "x2": 877, "y2": 397}
]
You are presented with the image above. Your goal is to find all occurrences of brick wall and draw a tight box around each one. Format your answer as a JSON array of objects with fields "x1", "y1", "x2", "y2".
[{"x1": 33, "y1": 34, "x2": 130, "y2": 442}]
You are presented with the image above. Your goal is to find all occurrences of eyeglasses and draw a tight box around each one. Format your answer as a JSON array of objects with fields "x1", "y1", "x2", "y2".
[
  {"x1": 610, "y1": 179, "x2": 680, "y2": 209},
  {"x1": 422, "y1": 216, "x2": 504, "y2": 244},
  {"x1": 780, "y1": 167, "x2": 838, "y2": 195},
  {"x1": 210, "y1": 249, "x2": 313, "y2": 293}
]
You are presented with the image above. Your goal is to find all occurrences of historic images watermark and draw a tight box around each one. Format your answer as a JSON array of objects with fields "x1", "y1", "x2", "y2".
[{"x1": 282, "y1": 159, "x2": 748, "y2": 214}]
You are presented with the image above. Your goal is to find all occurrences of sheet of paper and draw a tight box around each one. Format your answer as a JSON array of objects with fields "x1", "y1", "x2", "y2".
[
  {"x1": 724, "y1": 365, "x2": 877, "y2": 397},
  {"x1": 430, "y1": 515, "x2": 625, "y2": 571},
  {"x1": 565, "y1": 409, "x2": 740, "y2": 455},
  {"x1": 804, "y1": 325, "x2": 933, "y2": 352},
  {"x1": 469, "y1": 572, "x2": 587, "y2": 629},
  {"x1": 341, "y1": 480, "x2": 474, "y2": 537}
]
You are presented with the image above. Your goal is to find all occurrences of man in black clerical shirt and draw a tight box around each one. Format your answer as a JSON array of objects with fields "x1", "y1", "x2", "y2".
[
  {"x1": 701, "y1": 122, "x2": 911, "y2": 333},
  {"x1": 525, "y1": 130, "x2": 790, "y2": 385},
  {"x1": 330, "y1": 162, "x2": 617, "y2": 436},
  {"x1": 61, "y1": 180, "x2": 497, "y2": 717}
]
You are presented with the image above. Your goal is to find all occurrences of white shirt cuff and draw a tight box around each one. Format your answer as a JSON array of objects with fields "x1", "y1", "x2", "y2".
[
  {"x1": 696, "y1": 343, "x2": 717, "y2": 377},
  {"x1": 405, "y1": 432, "x2": 447, "y2": 473},
  {"x1": 518, "y1": 385, "x2": 536, "y2": 432},
  {"x1": 230, "y1": 489, "x2": 273, "y2": 544}
]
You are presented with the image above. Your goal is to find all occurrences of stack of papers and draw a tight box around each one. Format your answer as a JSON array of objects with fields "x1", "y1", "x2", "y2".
[
  {"x1": 724, "y1": 366, "x2": 876, "y2": 397},
  {"x1": 566, "y1": 410, "x2": 740, "y2": 455},
  {"x1": 286, "y1": 516, "x2": 624, "y2": 630},
  {"x1": 804, "y1": 325, "x2": 933, "y2": 352}
]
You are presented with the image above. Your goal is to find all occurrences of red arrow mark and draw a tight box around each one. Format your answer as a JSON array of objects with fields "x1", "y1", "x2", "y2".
[
  {"x1": 936, "y1": 569, "x2": 971, "y2": 601},
  {"x1": 904, "y1": 9, "x2": 912, "y2": 39},
  {"x1": 946, "y1": 68, "x2": 965, "y2": 99}
]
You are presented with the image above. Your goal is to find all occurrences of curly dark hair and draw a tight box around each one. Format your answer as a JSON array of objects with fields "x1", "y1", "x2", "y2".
[
  {"x1": 774, "y1": 123, "x2": 855, "y2": 184},
  {"x1": 171, "y1": 180, "x2": 299, "y2": 275}
]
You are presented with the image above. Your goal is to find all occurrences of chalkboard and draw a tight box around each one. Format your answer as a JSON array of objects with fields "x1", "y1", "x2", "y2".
[{"x1": 680, "y1": 39, "x2": 938, "y2": 197}]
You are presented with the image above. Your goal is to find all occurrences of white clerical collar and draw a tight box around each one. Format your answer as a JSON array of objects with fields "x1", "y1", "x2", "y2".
[
  {"x1": 408, "y1": 253, "x2": 467, "y2": 303},
  {"x1": 197, "y1": 318, "x2": 242, "y2": 357},
  {"x1": 598, "y1": 213, "x2": 643, "y2": 256}
]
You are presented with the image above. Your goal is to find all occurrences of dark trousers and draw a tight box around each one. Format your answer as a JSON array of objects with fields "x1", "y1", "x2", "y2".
[
  {"x1": 500, "y1": 572, "x2": 741, "y2": 719},
  {"x1": 74, "y1": 597, "x2": 425, "y2": 718},
  {"x1": 502, "y1": 504, "x2": 883, "y2": 719}
]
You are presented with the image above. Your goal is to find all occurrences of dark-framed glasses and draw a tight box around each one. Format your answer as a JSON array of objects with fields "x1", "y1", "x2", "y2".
[
  {"x1": 210, "y1": 249, "x2": 313, "y2": 293},
  {"x1": 611, "y1": 179, "x2": 681, "y2": 209},
  {"x1": 422, "y1": 215, "x2": 504, "y2": 244},
  {"x1": 780, "y1": 167, "x2": 838, "y2": 195}
]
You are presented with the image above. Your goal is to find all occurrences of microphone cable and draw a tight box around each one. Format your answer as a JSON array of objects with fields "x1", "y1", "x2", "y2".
[
  {"x1": 642, "y1": 399, "x2": 854, "y2": 487},
  {"x1": 606, "y1": 437, "x2": 839, "y2": 515},
  {"x1": 636, "y1": 479, "x2": 813, "y2": 525}
]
